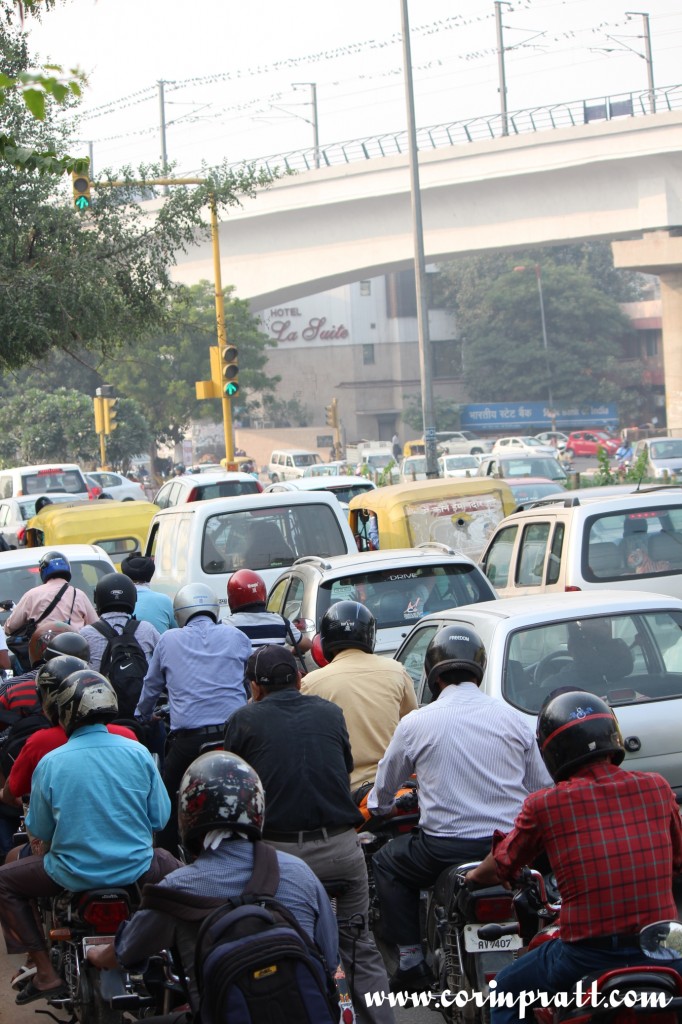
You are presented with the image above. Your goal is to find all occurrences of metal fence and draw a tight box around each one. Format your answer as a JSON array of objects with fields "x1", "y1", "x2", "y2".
[{"x1": 231, "y1": 83, "x2": 682, "y2": 177}]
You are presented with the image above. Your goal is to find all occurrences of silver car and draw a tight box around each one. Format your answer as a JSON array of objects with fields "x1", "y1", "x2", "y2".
[
  {"x1": 394, "y1": 589, "x2": 682, "y2": 799},
  {"x1": 634, "y1": 437, "x2": 682, "y2": 481}
]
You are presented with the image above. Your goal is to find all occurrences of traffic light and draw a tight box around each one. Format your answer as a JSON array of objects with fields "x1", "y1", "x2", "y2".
[
  {"x1": 71, "y1": 172, "x2": 92, "y2": 211},
  {"x1": 93, "y1": 396, "x2": 104, "y2": 434},
  {"x1": 325, "y1": 398, "x2": 338, "y2": 428},
  {"x1": 221, "y1": 345, "x2": 239, "y2": 397},
  {"x1": 103, "y1": 397, "x2": 118, "y2": 434}
]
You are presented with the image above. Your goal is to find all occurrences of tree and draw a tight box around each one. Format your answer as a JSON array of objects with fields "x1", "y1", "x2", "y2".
[
  {"x1": 436, "y1": 249, "x2": 644, "y2": 410},
  {"x1": 402, "y1": 395, "x2": 461, "y2": 434},
  {"x1": 0, "y1": 24, "x2": 276, "y2": 374}
]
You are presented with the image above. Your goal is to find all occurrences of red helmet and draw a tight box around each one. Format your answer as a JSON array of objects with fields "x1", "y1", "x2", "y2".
[
  {"x1": 227, "y1": 569, "x2": 267, "y2": 612},
  {"x1": 310, "y1": 633, "x2": 329, "y2": 668}
]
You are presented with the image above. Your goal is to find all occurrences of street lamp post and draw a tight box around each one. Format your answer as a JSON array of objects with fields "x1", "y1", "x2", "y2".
[
  {"x1": 292, "y1": 82, "x2": 320, "y2": 169},
  {"x1": 515, "y1": 264, "x2": 555, "y2": 428},
  {"x1": 625, "y1": 11, "x2": 655, "y2": 114}
]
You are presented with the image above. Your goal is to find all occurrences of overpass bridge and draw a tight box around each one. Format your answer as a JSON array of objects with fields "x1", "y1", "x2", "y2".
[{"x1": 164, "y1": 86, "x2": 682, "y2": 425}]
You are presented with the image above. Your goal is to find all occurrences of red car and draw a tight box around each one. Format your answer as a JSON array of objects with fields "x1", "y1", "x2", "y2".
[{"x1": 564, "y1": 430, "x2": 620, "y2": 457}]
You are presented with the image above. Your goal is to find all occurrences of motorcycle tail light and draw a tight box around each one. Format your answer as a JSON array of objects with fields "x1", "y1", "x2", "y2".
[
  {"x1": 49, "y1": 927, "x2": 72, "y2": 940},
  {"x1": 82, "y1": 899, "x2": 130, "y2": 933},
  {"x1": 473, "y1": 896, "x2": 514, "y2": 923}
]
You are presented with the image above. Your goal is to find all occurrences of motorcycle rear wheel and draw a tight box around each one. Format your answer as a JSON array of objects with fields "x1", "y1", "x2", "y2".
[{"x1": 76, "y1": 964, "x2": 121, "y2": 1024}]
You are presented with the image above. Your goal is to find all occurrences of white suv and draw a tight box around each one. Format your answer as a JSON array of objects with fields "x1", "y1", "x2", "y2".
[
  {"x1": 479, "y1": 488, "x2": 682, "y2": 600},
  {"x1": 0, "y1": 464, "x2": 89, "y2": 499}
]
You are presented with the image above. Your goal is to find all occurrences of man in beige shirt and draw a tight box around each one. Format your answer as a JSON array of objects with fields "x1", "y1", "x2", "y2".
[
  {"x1": 302, "y1": 600, "x2": 417, "y2": 791},
  {"x1": 5, "y1": 550, "x2": 98, "y2": 636}
]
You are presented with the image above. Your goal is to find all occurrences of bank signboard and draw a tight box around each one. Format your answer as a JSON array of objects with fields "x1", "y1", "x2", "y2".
[{"x1": 461, "y1": 402, "x2": 618, "y2": 431}]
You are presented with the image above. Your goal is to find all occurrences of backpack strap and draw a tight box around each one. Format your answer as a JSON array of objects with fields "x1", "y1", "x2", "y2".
[
  {"x1": 92, "y1": 619, "x2": 117, "y2": 640},
  {"x1": 122, "y1": 618, "x2": 141, "y2": 638},
  {"x1": 34, "y1": 582, "x2": 70, "y2": 627},
  {"x1": 243, "y1": 839, "x2": 280, "y2": 898}
]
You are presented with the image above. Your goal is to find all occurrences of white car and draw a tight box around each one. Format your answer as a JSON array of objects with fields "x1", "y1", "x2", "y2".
[
  {"x1": 634, "y1": 437, "x2": 682, "y2": 481},
  {"x1": 0, "y1": 544, "x2": 116, "y2": 629},
  {"x1": 264, "y1": 475, "x2": 375, "y2": 506},
  {"x1": 437, "y1": 454, "x2": 481, "y2": 478},
  {"x1": 153, "y1": 472, "x2": 262, "y2": 509},
  {"x1": 535, "y1": 431, "x2": 569, "y2": 452},
  {"x1": 0, "y1": 494, "x2": 89, "y2": 548},
  {"x1": 492, "y1": 436, "x2": 557, "y2": 457},
  {"x1": 86, "y1": 471, "x2": 146, "y2": 501},
  {"x1": 394, "y1": 590, "x2": 682, "y2": 799}
]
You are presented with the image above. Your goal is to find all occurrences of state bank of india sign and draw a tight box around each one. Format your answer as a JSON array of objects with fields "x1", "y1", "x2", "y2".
[{"x1": 263, "y1": 307, "x2": 350, "y2": 344}]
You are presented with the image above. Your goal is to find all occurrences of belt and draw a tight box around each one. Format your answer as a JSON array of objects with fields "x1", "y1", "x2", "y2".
[
  {"x1": 169, "y1": 724, "x2": 224, "y2": 739},
  {"x1": 572, "y1": 934, "x2": 641, "y2": 951},
  {"x1": 262, "y1": 824, "x2": 351, "y2": 843}
]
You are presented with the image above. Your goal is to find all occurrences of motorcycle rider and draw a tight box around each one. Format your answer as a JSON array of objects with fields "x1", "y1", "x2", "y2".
[
  {"x1": 4, "y1": 550, "x2": 98, "y2": 635},
  {"x1": 302, "y1": 600, "x2": 417, "y2": 791},
  {"x1": 466, "y1": 689, "x2": 682, "y2": 1022},
  {"x1": 368, "y1": 625, "x2": 550, "y2": 993},
  {"x1": 86, "y1": 750, "x2": 339, "y2": 1021},
  {"x1": 79, "y1": 571, "x2": 160, "y2": 671},
  {"x1": 120, "y1": 552, "x2": 176, "y2": 634},
  {"x1": 135, "y1": 582, "x2": 251, "y2": 854},
  {"x1": 226, "y1": 568, "x2": 310, "y2": 654},
  {"x1": 224, "y1": 644, "x2": 395, "y2": 1024},
  {"x1": 0, "y1": 669, "x2": 178, "y2": 1006}
]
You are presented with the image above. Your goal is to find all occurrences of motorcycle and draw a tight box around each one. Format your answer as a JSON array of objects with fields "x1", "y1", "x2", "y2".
[
  {"x1": 37, "y1": 884, "x2": 156, "y2": 1024},
  {"x1": 425, "y1": 862, "x2": 520, "y2": 1024},
  {"x1": 478, "y1": 868, "x2": 682, "y2": 1024}
]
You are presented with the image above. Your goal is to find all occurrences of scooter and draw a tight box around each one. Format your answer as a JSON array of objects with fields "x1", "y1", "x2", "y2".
[{"x1": 478, "y1": 868, "x2": 682, "y2": 1024}]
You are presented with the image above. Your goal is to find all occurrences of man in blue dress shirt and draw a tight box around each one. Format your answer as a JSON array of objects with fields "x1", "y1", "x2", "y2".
[{"x1": 135, "y1": 582, "x2": 251, "y2": 854}]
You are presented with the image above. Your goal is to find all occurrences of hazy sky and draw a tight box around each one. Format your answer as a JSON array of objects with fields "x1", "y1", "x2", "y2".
[{"x1": 26, "y1": 0, "x2": 682, "y2": 177}]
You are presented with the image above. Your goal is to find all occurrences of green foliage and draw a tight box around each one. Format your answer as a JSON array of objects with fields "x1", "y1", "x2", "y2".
[
  {"x1": 258, "y1": 394, "x2": 309, "y2": 429},
  {"x1": 586, "y1": 447, "x2": 651, "y2": 487},
  {"x1": 403, "y1": 395, "x2": 461, "y2": 433}
]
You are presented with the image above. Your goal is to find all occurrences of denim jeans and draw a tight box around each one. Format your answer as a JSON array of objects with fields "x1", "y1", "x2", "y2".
[{"x1": 491, "y1": 937, "x2": 682, "y2": 1024}]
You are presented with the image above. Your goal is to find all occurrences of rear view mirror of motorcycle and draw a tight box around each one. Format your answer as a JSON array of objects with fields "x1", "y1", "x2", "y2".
[{"x1": 640, "y1": 920, "x2": 682, "y2": 960}]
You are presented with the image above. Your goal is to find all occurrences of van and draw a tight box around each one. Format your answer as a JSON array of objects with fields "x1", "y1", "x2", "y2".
[
  {"x1": 479, "y1": 489, "x2": 682, "y2": 600},
  {"x1": 348, "y1": 477, "x2": 516, "y2": 562},
  {"x1": 268, "y1": 450, "x2": 322, "y2": 482},
  {"x1": 0, "y1": 463, "x2": 90, "y2": 499},
  {"x1": 25, "y1": 500, "x2": 159, "y2": 570},
  {"x1": 144, "y1": 490, "x2": 357, "y2": 613}
]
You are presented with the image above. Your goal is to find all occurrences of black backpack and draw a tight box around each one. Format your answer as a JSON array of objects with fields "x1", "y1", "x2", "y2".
[
  {"x1": 141, "y1": 841, "x2": 340, "y2": 1024},
  {"x1": 92, "y1": 618, "x2": 148, "y2": 719}
]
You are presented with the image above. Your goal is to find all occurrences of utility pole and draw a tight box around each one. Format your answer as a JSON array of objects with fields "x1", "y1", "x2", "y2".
[
  {"x1": 400, "y1": 0, "x2": 438, "y2": 478},
  {"x1": 495, "y1": 1, "x2": 511, "y2": 136},
  {"x1": 292, "y1": 82, "x2": 320, "y2": 168},
  {"x1": 625, "y1": 11, "x2": 655, "y2": 113},
  {"x1": 158, "y1": 80, "x2": 169, "y2": 191}
]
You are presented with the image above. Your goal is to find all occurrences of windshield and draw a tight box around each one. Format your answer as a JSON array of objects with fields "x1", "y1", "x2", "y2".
[
  {"x1": 292, "y1": 454, "x2": 322, "y2": 468},
  {"x1": 325, "y1": 483, "x2": 375, "y2": 503},
  {"x1": 318, "y1": 564, "x2": 495, "y2": 628},
  {"x1": 22, "y1": 469, "x2": 86, "y2": 495},
  {"x1": 443, "y1": 456, "x2": 479, "y2": 470},
  {"x1": 503, "y1": 610, "x2": 682, "y2": 715},
  {"x1": 499, "y1": 458, "x2": 566, "y2": 481},
  {"x1": 201, "y1": 504, "x2": 347, "y2": 573},
  {"x1": 192, "y1": 481, "x2": 261, "y2": 501},
  {"x1": 650, "y1": 441, "x2": 682, "y2": 460},
  {"x1": 584, "y1": 505, "x2": 682, "y2": 581},
  {"x1": 0, "y1": 558, "x2": 110, "y2": 607},
  {"x1": 366, "y1": 454, "x2": 393, "y2": 469}
]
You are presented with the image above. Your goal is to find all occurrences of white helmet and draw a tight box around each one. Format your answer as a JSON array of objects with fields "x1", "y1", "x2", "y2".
[{"x1": 174, "y1": 583, "x2": 220, "y2": 627}]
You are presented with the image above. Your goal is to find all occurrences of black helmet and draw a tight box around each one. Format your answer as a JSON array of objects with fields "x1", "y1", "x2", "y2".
[
  {"x1": 424, "y1": 624, "x2": 487, "y2": 699},
  {"x1": 178, "y1": 751, "x2": 265, "y2": 854},
  {"x1": 35, "y1": 655, "x2": 89, "y2": 725},
  {"x1": 94, "y1": 572, "x2": 137, "y2": 615},
  {"x1": 536, "y1": 689, "x2": 625, "y2": 783},
  {"x1": 38, "y1": 550, "x2": 71, "y2": 583},
  {"x1": 54, "y1": 669, "x2": 119, "y2": 737},
  {"x1": 320, "y1": 600, "x2": 376, "y2": 661},
  {"x1": 45, "y1": 629, "x2": 91, "y2": 663}
]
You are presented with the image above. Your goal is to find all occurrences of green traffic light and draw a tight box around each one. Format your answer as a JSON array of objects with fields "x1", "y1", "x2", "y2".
[
  {"x1": 225, "y1": 382, "x2": 239, "y2": 397},
  {"x1": 75, "y1": 195, "x2": 90, "y2": 211}
]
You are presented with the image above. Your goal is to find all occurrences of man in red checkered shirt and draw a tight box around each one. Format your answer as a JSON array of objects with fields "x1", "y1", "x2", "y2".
[{"x1": 467, "y1": 689, "x2": 682, "y2": 1023}]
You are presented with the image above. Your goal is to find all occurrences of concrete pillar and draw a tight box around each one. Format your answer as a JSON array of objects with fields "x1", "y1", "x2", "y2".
[{"x1": 612, "y1": 231, "x2": 682, "y2": 430}]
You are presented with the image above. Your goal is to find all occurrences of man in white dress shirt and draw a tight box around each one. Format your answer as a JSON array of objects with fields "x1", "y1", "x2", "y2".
[{"x1": 367, "y1": 624, "x2": 551, "y2": 993}]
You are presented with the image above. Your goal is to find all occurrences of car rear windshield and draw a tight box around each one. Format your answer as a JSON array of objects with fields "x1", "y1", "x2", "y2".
[
  {"x1": 317, "y1": 564, "x2": 496, "y2": 629},
  {"x1": 650, "y1": 441, "x2": 682, "y2": 459},
  {"x1": 584, "y1": 505, "x2": 682, "y2": 581},
  {"x1": 503, "y1": 609, "x2": 682, "y2": 714},
  {"x1": 201, "y1": 504, "x2": 348, "y2": 573},
  {"x1": 0, "y1": 558, "x2": 110, "y2": 607},
  {"x1": 324, "y1": 483, "x2": 375, "y2": 503},
  {"x1": 22, "y1": 469, "x2": 87, "y2": 495},
  {"x1": 499, "y1": 458, "x2": 565, "y2": 480},
  {"x1": 292, "y1": 454, "x2": 321, "y2": 468},
  {"x1": 192, "y1": 481, "x2": 261, "y2": 501}
]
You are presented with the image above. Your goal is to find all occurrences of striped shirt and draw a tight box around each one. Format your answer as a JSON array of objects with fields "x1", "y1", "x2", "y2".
[
  {"x1": 367, "y1": 682, "x2": 552, "y2": 837},
  {"x1": 227, "y1": 610, "x2": 302, "y2": 648}
]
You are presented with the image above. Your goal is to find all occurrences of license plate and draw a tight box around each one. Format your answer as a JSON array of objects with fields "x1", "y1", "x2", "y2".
[
  {"x1": 82, "y1": 935, "x2": 115, "y2": 955},
  {"x1": 463, "y1": 923, "x2": 523, "y2": 952}
]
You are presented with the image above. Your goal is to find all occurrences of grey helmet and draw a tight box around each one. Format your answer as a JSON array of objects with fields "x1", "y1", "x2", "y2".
[{"x1": 173, "y1": 583, "x2": 220, "y2": 627}]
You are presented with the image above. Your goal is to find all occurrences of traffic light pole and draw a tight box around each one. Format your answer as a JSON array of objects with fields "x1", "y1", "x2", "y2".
[{"x1": 91, "y1": 176, "x2": 236, "y2": 463}]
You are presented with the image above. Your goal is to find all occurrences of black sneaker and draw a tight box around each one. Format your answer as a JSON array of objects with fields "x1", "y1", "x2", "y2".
[{"x1": 389, "y1": 961, "x2": 434, "y2": 994}]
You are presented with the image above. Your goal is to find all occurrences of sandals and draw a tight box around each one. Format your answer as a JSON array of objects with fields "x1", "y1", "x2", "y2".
[
  {"x1": 15, "y1": 978, "x2": 69, "y2": 1005},
  {"x1": 10, "y1": 962, "x2": 36, "y2": 990}
]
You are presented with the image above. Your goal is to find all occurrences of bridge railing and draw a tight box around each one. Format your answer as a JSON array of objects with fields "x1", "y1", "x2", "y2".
[{"x1": 233, "y1": 84, "x2": 682, "y2": 176}]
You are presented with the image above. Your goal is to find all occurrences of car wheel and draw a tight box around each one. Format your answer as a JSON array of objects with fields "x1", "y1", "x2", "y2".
[
  {"x1": 471, "y1": 447, "x2": 483, "y2": 455},
  {"x1": 123, "y1": 497, "x2": 134, "y2": 501},
  {"x1": 565, "y1": 448, "x2": 574, "y2": 458}
]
